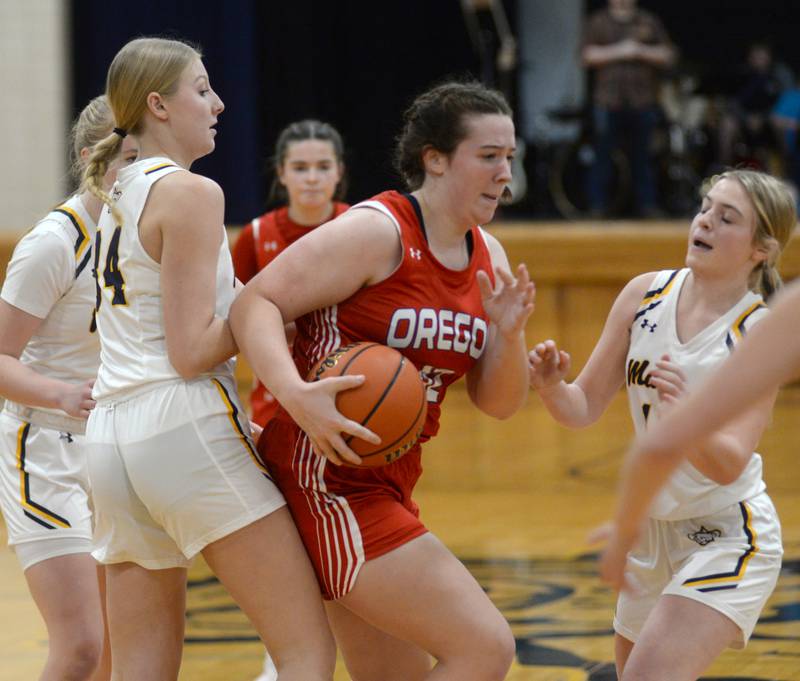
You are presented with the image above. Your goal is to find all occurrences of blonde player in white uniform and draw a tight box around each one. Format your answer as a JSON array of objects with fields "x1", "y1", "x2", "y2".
[
  {"x1": 528, "y1": 168, "x2": 795, "y2": 680},
  {"x1": 81, "y1": 37, "x2": 340, "y2": 680},
  {"x1": 597, "y1": 282, "x2": 800, "y2": 590},
  {"x1": 0, "y1": 96, "x2": 137, "y2": 680}
]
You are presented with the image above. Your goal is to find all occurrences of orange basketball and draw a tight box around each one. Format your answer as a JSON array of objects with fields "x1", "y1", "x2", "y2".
[{"x1": 307, "y1": 342, "x2": 427, "y2": 467}]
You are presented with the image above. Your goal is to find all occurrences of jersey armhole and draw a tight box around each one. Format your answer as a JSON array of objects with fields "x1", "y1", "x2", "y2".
[
  {"x1": 350, "y1": 200, "x2": 406, "y2": 285},
  {"x1": 129, "y1": 165, "x2": 187, "y2": 269}
]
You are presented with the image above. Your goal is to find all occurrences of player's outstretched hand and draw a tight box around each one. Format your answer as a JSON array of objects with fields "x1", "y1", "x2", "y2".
[
  {"x1": 528, "y1": 339, "x2": 571, "y2": 391},
  {"x1": 588, "y1": 521, "x2": 640, "y2": 593},
  {"x1": 477, "y1": 263, "x2": 535, "y2": 340}
]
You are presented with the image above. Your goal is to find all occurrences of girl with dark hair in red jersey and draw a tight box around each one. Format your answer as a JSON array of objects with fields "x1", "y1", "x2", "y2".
[
  {"x1": 232, "y1": 120, "x2": 349, "y2": 428},
  {"x1": 230, "y1": 80, "x2": 535, "y2": 680}
]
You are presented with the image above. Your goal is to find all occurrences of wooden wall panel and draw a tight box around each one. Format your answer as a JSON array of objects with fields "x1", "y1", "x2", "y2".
[{"x1": 2, "y1": 220, "x2": 796, "y2": 396}]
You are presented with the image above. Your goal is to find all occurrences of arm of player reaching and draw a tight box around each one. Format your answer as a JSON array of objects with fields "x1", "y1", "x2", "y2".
[
  {"x1": 466, "y1": 232, "x2": 534, "y2": 419},
  {"x1": 596, "y1": 280, "x2": 800, "y2": 590},
  {"x1": 649, "y1": 353, "x2": 775, "y2": 484},
  {"x1": 229, "y1": 209, "x2": 399, "y2": 465},
  {"x1": 528, "y1": 273, "x2": 656, "y2": 428},
  {"x1": 157, "y1": 173, "x2": 239, "y2": 378},
  {"x1": 0, "y1": 301, "x2": 95, "y2": 418}
]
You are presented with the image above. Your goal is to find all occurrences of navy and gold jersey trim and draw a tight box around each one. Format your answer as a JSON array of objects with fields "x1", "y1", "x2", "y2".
[
  {"x1": 725, "y1": 301, "x2": 767, "y2": 352},
  {"x1": 211, "y1": 379, "x2": 272, "y2": 480},
  {"x1": 641, "y1": 269, "x2": 680, "y2": 305},
  {"x1": 15, "y1": 423, "x2": 72, "y2": 530},
  {"x1": 144, "y1": 162, "x2": 178, "y2": 175},
  {"x1": 54, "y1": 204, "x2": 90, "y2": 264},
  {"x1": 75, "y1": 248, "x2": 92, "y2": 279},
  {"x1": 681, "y1": 502, "x2": 758, "y2": 592},
  {"x1": 634, "y1": 269, "x2": 680, "y2": 321}
]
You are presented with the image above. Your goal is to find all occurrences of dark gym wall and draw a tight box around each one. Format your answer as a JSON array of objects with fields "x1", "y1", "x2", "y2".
[{"x1": 70, "y1": 1, "x2": 479, "y2": 224}]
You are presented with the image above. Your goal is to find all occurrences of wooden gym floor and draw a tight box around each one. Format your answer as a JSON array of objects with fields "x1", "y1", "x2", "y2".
[
  {"x1": 1, "y1": 385, "x2": 798, "y2": 681},
  {"x1": 0, "y1": 220, "x2": 798, "y2": 679}
]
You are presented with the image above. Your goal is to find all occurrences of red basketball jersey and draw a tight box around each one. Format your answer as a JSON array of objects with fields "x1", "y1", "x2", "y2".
[
  {"x1": 292, "y1": 190, "x2": 495, "y2": 442},
  {"x1": 261, "y1": 190, "x2": 497, "y2": 598},
  {"x1": 232, "y1": 203, "x2": 349, "y2": 425}
]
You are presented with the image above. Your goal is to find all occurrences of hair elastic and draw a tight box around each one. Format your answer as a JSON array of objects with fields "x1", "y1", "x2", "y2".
[{"x1": 113, "y1": 127, "x2": 128, "y2": 138}]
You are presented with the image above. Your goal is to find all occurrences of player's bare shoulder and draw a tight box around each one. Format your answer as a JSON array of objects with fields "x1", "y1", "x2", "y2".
[
  {"x1": 623, "y1": 271, "x2": 661, "y2": 303},
  {"x1": 314, "y1": 203, "x2": 400, "y2": 256},
  {"x1": 297, "y1": 204, "x2": 402, "y2": 286},
  {"x1": 151, "y1": 171, "x2": 223, "y2": 210},
  {"x1": 607, "y1": 271, "x2": 662, "y2": 327},
  {"x1": 330, "y1": 203, "x2": 398, "y2": 238},
  {"x1": 146, "y1": 171, "x2": 224, "y2": 232},
  {"x1": 478, "y1": 228, "x2": 511, "y2": 270}
]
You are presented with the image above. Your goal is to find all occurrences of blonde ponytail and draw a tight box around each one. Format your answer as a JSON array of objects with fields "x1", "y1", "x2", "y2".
[
  {"x1": 69, "y1": 95, "x2": 114, "y2": 190},
  {"x1": 82, "y1": 131, "x2": 124, "y2": 227},
  {"x1": 754, "y1": 260, "x2": 782, "y2": 300}
]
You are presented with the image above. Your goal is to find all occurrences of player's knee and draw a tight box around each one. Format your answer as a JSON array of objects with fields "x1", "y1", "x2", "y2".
[
  {"x1": 490, "y1": 625, "x2": 517, "y2": 678},
  {"x1": 54, "y1": 633, "x2": 103, "y2": 680},
  {"x1": 467, "y1": 619, "x2": 516, "y2": 679}
]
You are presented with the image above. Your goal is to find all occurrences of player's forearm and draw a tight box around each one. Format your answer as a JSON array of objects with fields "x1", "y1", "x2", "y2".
[
  {"x1": 0, "y1": 355, "x2": 76, "y2": 410},
  {"x1": 687, "y1": 432, "x2": 751, "y2": 485},
  {"x1": 470, "y1": 331, "x2": 528, "y2": 419},
  {"x1": 613, "y1": 434, "x2": 684, "y2": 534},
  {"x1": 535, "y1": 381, "x2": 594, "y2": 428},
  {"x1": 229, "y1": 290, "x2": 304, "y2": 406},
  {"x1": 167, "y1": 315, "x2": 238, "y2": 379}
]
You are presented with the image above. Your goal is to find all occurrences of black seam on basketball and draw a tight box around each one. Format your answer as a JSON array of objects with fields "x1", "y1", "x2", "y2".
[
  {"x1": 359, "y1": 374, "x2": 427, "y2": 460},
  {"x1": 340, "y1": 342, "x2": 379, "y2": 374},
  {"x1": 310, "y1": 341, "x2": 374, "y2": 382},
  {"x1": 344, "y1": 353, "x2": 405, "y2": 445}
]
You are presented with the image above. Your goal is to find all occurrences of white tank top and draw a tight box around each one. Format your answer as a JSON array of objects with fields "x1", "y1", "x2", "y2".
[
  {"x1": 626, "y1": 268, "x2": 767, "y2": 520},
  {"x1": 1, "y1": 195, "x2": 99, "y2": 418},
  {"x1": 92, "y1": 157, "x2": 235, "y2": 401}
]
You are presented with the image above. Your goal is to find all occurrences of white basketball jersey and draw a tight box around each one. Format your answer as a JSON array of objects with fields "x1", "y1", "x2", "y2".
[
  {"x1": 92, "y1": 157, "x2": 236, "y2": 401},
  {"x1": 626, "y1": 268, "x2": 767, "y2": 520},
  {"x1": 1, "y1": 195, "x2": 99, "y2": 411}
]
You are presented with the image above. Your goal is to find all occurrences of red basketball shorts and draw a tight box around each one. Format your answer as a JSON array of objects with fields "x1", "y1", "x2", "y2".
[{"x1": 259, "y1": 419, "x2": 428, "y2": 599}]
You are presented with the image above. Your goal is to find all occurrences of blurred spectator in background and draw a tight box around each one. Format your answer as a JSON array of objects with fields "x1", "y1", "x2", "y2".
[
  {"x1": 582, "y1": 0, "x2": 676, "y2": 218},
  {"x1": 716, "y1": 42, "x2": 793, "y2": 170},
  {"x1": 771, "y1": 82, "x2": 800, "y2": 202}
]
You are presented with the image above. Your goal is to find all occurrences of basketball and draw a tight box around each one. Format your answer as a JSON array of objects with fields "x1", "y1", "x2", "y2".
[{"x1": 307, "y1": 342, "x2": 428, "y2": 467}]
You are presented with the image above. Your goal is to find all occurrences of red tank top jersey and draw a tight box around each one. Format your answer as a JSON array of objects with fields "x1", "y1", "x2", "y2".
[
  {"x1": 292, "y1": 190, "x2": 495, "y2": 440},
  {"x1": 260, "y1": 190, "x2": 496, "y2": 599},
  {"x1": 231, "y1": 203, "x2": 349, "y2": 425}
]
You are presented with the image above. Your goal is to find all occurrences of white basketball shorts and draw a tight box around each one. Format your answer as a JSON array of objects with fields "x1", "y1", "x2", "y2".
[
  {"x1": 86, "y1": 376, "x2": 285, "y2": 569},
  {"x1": 0, "y1": 410, "x2": 93, "y2": 570},
  {"x1": 615, "y1": 492, "x2": 782, "y2": 649}
]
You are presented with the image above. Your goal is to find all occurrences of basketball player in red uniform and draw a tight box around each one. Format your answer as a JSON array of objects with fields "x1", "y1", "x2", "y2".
[
  {"x1": 232, "y1": 120, "x2": 349, "y2": 427},
  {"x1": 231, "y1": 81, "x2": 534, "y2": 681}
]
